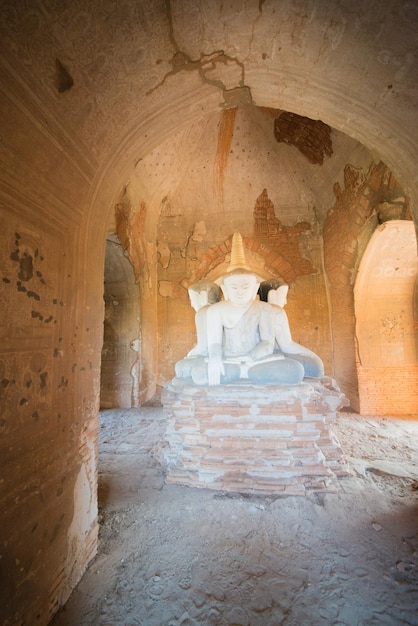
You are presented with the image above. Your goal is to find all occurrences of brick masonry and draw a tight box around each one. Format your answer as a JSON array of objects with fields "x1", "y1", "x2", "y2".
[
  {"x1": 156, "y1": 377, "x2": 351, "y2": 496},
  {"x1": 357, "y1": 365, "x2": 418, "y2": 415}
]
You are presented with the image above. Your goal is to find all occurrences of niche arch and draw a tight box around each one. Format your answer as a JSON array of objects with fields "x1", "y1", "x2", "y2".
[{"x1": 354, "y1": 220, "x2": 418, "y2": 415}]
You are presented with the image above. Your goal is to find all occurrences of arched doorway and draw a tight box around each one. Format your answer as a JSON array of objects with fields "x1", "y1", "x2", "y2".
[
  {"x1": 354, "y1": 220, "x2": 418, "y2": 415},
  {"x1": 100, "y1": 236, "x2": 141, "y2": 409}
]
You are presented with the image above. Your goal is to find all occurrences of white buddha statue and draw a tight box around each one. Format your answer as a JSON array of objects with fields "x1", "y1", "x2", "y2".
[
  {"x1": 175, "y1": 233, "x2": 312, "y2": 386},
  {"x1": 174, "y1": 279, "x2": 221, "y2": 378}
]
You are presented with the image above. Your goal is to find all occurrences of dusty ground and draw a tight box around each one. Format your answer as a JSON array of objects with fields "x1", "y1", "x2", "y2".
[{"x1": 52, "y1": 407, "x2": 418, "y2": 626}]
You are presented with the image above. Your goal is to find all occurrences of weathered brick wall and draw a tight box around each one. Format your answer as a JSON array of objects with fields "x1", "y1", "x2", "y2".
[
  {"x1": 323, "y1": 161, "x2": 412, "y2": 411},
  {"x1": 0, "y1": 196, "x2": 100, "y2": 625},
  {"x1": 357, "y1": 365, "x2": 418, "y2": 415},
  {"x1": 157, "y1": 378, "x2": 350, "y2": 496},
  {"x1": 0, "y1": 67, "x2": 101, "y2": 626}
]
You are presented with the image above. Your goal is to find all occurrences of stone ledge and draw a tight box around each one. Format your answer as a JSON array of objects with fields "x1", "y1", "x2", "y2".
[{"x1": 155, "y1": 377, "x2": 351, "y2": 496}]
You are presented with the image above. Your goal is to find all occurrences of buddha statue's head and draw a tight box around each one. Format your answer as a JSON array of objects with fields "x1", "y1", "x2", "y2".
[
  {"x1": 258, "y1": 279, "x2": 289, "y2": 308},
  {"x1": 188, "y1": 280, "x2": 221, "y2": 311},
  {"x1": 221, "y1": 269, "x2": 260, "y2": 306},
  {"x1": 219, "y1": 232, "x2": 261, "y2": 305},
  {"x1": 268, "y1": 284, "x2": 289, "y2": 308}
]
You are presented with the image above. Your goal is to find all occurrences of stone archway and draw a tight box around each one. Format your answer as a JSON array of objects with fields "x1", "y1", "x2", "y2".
[{"x1": 354, "y1": 220, "x2": 418, "y2": 415}]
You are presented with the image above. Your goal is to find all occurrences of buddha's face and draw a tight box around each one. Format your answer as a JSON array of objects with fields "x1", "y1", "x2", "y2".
[
  {"x1": 268, "y1": 285, "x2": 289, "y2": 308},
  {"x1": 222, "y1": 273, "x2": 259, "y2": 305}
]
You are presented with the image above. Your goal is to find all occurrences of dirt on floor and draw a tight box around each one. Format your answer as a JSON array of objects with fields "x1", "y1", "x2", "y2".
[{"x1": 51, "y1": 407, "x2": 418, "y2": 626}]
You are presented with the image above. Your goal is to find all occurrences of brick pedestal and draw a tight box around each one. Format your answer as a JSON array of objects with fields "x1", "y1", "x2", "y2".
[{"x1": 156, "y1": 377, "x2": 350, "y2": 496}]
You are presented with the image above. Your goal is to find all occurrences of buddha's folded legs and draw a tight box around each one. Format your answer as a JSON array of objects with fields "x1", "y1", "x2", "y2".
[{"x1": 248, "y1": 357, "x2": 304, "y2": 384}]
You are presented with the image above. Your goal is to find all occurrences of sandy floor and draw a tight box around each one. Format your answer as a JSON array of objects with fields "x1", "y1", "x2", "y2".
[{"x1": 51, "y1": 407, "x2": 418, "y2": 626}]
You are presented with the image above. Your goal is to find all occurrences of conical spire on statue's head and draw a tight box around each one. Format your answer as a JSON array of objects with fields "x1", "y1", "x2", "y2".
[{"x1": 227, "y1": 232, "x2": 252, "y2": 273}]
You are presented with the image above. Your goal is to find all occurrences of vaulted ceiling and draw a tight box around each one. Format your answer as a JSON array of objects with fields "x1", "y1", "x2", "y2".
[{"x1": 1, "y1": 0, "x2": 417, "y2": 238}]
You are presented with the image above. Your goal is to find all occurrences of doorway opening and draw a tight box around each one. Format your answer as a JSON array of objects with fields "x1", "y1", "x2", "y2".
[
  {"x1": 100, "y1": 236, "x2": 141, "y2": 409},
  {"x1": 354, "y1": 220, "x2": 418, "y2": 415}
]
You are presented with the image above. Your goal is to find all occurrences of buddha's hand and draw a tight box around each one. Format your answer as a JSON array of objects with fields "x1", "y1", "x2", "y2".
[
  {"x1": 207, "y1": 358, "x2": 225, "y2": 386},
  {"x1": 249, "y1": 340, "x2": 274, "y2": 361}
]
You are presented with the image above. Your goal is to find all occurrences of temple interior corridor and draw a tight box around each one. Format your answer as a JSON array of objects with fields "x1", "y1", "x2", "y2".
[{"x1": 0, "y1": 1, "x2": 417, "y2": 623}]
